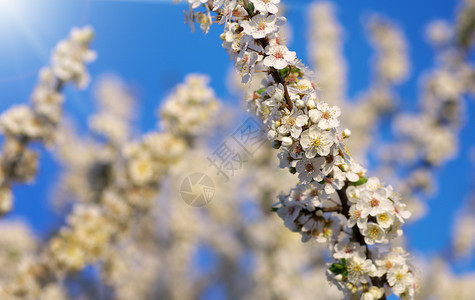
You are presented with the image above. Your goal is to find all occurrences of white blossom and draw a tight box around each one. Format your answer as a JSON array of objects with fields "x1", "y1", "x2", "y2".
[{"x1": 263, "y1": 45, "x2": 296, "y2": 70}]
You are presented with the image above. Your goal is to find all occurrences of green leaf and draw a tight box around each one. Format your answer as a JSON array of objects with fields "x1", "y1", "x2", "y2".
[
  {"x1": 271, "y1": 207, "x2": 278, "y2": 212},
  {"x1": 247, "y1": 2, "x2": 255, "y2": 13},
  {"x1": 291, "y1": 67, "x2": 301, "y2": 73},
  {"x1": 329, "y1": 259, "x2": 348, "y2": 275},
  {"x1": 278, "y1": 67, "x2": 290, "y2": 79},
  {"x1": 351, "y1": 177, "x2": 368, "y2": 186},
  {"x1": 256, "y1": 87, "x2": 267, "y2": 95},
  {"x1": 329, "y1": 263, "x2": 346, "y2": 274}
]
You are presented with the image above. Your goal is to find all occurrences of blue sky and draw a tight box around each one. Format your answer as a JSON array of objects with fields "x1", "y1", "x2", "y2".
[{"x1": 0, "y1": 0, "x2": 474, "y2": 275}]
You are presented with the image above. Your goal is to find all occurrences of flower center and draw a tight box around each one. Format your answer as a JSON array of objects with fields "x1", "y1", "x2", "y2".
[
  {"x1": 369, "y1": 227, "x2": 379, "y2": 239},
  {"x1": 274, "y1": 51, "x2": 284, "y2": 59},
  {"x1": 294, "y1": 145, "x2": 302, "y2": 154},
  {"x1": 137, "y1": 161, "x2": 150, "y2": 175},
  {"x1": 285, "y1": 116, "x2": 295, "y2": 125},
  {"x1": 258, "y1": 22, "x2": 267, "y2": 31},
  {"x1": 305, "y1": 163, "x2": 314, "y2": 172},
  {"x1": 311, "y1": 136, "x2": 323, "y2": 148},
  {"x1": 379, "y1": 213, "x2": 389, "y2": 222},
  {"x1": 351, "y1": 264, "x2": 362, "y2": 273},
  {"x1": 370, "y1": 198, "x2": 380, "y2": 207},
  {"x1": 385, "y1": 261, "x2": 394, "y2": 270}
]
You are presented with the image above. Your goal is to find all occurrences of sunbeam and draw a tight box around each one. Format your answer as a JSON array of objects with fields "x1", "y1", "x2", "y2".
[
  {"x1": 0, "y1": 0, "x2": 18, "y2": 15},
  {"x1": 0, "y1": 0, "x2": 90, "y2": 83},
  {"x1": 0, "y1": 0, "x2": 47, "y2": 82}
]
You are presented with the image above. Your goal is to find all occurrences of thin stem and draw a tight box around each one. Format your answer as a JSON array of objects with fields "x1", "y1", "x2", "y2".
[
  {"x1": 317, "y1": 205, "x2": 343, "y2": 213},
  {"x1": 247, "y1": 47, "x2": 266, "y2": 56}
]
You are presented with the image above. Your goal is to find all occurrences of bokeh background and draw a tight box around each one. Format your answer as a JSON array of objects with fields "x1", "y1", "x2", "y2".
[{"x1": 0, "y1": 0, "x2": 474, "y2": 297}]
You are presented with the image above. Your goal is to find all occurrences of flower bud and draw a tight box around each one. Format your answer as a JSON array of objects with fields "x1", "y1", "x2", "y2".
[
  {"x1": 281, "y1": 136, "x2": 293, "y2": 147},
  {"x1": 267, "y1": 129, "x2": 277, "y2": 140},
  {"x1": 340, "y1": 164, "x2": 349, "y2": 172},
  {"x1": 306, "y1": 99, "x2": 316, "y2": 109},
  {"x1": 309, "y1": 109, "x2": 320, "y2": 123},
  {"x1": 361, "y1": 292, "x2": 374, "y2": 300},
  {"x1": 0, "y1": 188, "x2": 13, "y2": 214},
  {"x1": 346, "y1": 283, "x2": 355, "y2": 291},
  {"x1": 342, "y1": 128, "x2": 351, "y2": 138},
  {"x1": 295, "y1": 99, "x2": 305, "y2": 109},
  {"x1": 367, "y1": 287, "x2": 385, "y2": 299}
]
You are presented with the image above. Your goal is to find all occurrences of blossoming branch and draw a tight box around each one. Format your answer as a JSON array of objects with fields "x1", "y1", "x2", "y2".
[
  {"x1": 0, "y1": 27, "x2": 96, "y2": 215},
  {"x1": 177, "y1": 0, "x2": 418, "y2": 298}
]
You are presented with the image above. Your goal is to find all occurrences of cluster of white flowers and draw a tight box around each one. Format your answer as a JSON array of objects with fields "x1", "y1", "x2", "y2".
[
  {"x1": 384, "y1": 37, "x2": 473, "y2": 170},
  {"x1": 344, "y1": 18, "x2": 408, "y2": 164},
  {"x1": 1, "y1": 1, "x2": 472, "y2": 299},
  {"x1": 181, "y1": 1, "x2": 418, "y2": 298},
  {"x1": 163, "y1": 142, "x2": 340, "y2": 300},
  {"x1": 446, "y1": 149, "x2": 475, "y2": 261},
  {"x1": 51, "y1": 27, "x2": 97, "y2": 89},
  {"x1": 124, "y1": 132, "x2": 186, "y2": 189},
  {"x1": 40, "y1": 72, "x2": 339, "y2": 300},
  {"x1": 0, "y1": 221, "x2": 36, "y2": 283},
  {"x1": 308, "y1": 2, "x2": 346, "y2": 107},
  {"x1": 366, "y1": 16, "x2": 409, "y2": 84},
  {"x1": 0, "y1": 27, "x2": 95, "y2": 215},
  {"x1": 0, "y1": 71, "x2": 222, "y2": 299},
  {"x1": 418, "y1": 259, "x2": 475, "y2": 299},
  {"x1": 160, "y1": 74, "x2": 219, "y2": 138},
  {"x1": 49, "y1": 74, "x2": 218, "y2": 277},
  {"x1": 49, "y1": 204, "x2": 114, "y2": 272},
  {"x1": 376, "y1": 10, "x2": 475, "y2": 221},
  {"x1": 89, "y1": 75, "x2": 136, "y2": 144},
  {"x1": 308, "y1": 3, "x2": 475, "y2": 296},
  {"x1": 452, "y1": 213, "x2": 475, "y2": 259},
  {"x1": 307, "y1": 5, "x2": 408, "y2": 163},
  {"x1": 0, "y1": 221, "x2": 68, "y2": 300},
  {"x1": 456, "y1": 0, "x2": 475, "y2": 50}
]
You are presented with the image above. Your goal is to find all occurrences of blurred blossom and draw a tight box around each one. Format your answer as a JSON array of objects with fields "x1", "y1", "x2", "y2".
[{"x1": 0, "y1": 1, "x2": 475, "y2": 299}]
